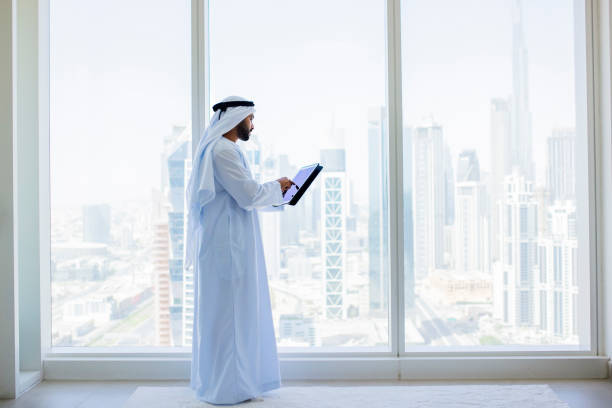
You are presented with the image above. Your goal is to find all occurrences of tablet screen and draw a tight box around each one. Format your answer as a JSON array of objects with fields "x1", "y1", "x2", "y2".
[{"x1": 282, "y1": 164, "x2": 318, "y2": 203}]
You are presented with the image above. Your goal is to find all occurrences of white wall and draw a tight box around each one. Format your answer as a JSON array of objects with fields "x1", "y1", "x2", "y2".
[
  {"x1": 16, "y1": 0, "x2": 42, "y2": 374},
  {"x1": 595, "y1": 0, "x2": 612, "y2": 363},
  {"x1": 1, "y1": 0, "x2": 43, "y2": 399},
  {"x1": 0, "y1": 0, "x2": 18, "y2": 400}
]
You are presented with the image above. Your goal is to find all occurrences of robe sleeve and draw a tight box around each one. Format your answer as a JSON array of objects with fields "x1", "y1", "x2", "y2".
[{"x1": 213, "y1": 146, "x2": 285, "y2": 210}]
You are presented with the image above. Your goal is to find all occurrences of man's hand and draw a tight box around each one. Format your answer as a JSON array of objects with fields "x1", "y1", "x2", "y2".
[{"x1": 277, "y1": 177, "x2": 296, "y2": 194}]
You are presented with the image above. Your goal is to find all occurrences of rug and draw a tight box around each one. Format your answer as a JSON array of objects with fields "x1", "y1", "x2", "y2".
[{"x1": 123, "y1": 384, "x2": 569, "y2": 407}]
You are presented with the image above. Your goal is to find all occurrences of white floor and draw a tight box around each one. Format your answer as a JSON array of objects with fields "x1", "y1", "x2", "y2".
[{"x1": 1, "y1": 380, "x2": 611, "y2": 408}]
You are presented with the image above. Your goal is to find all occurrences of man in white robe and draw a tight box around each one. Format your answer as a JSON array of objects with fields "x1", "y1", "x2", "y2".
[{"x1": 185, "y1": 96, "x2": 294, "y2": 405}]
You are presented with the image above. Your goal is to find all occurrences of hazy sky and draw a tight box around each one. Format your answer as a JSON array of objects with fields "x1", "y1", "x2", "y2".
[
  {"x1": 50, "y1": 0, "x2": 582, "y2": 207},
  {"x1": 50, "y1": 0, "x2": 191, "y2": 206}
]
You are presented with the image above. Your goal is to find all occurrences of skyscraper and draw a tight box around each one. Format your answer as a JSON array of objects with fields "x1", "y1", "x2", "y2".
[
  {"x1": 493, "y1": 168, "x2": 539, "y2": 327},
  {"x1": 403, "y1": 127, "x2": 415, "y2": 309},
  {"x1": 489, "y1": 98, "x2": 512, "y2": 263},
  {"x1": 444, "y1": 145, "x2": 455, "y2": 226},
  {"x1": 162, "y1": 125, "x2": 190, "y2": 346},
  {"x1": 182, "y1": 159, "x2": 195, "y2": 347},
  {"x1": 536, "y1": 201, "x2": 578, "y2": 340},
  {"x1": 152, "y1": 219, "x2": 171, "y2": 346},
  {"x1": 455, "y1": 150, "x2": 487, "y2": 274},
  {"x1": 547, "y1": 128, "x2": 576, "y2": 203},
  {"x1": 82, "y1": 204, "x2": 111, "y2": 244},
  {"x1": 490, "y1": 0, "x2": 535, "y2": 267},
  {"x1": 320, "y1": 148, "x2": 347, "y2": 319},
  {"x1": 368, "y1": 107, "x2": 389, "y2": 313},
  {"x1": 510, "y1": 0, "x2": 534, "y2": 181},
  {"x1": 413, "y1": 124, "x2": 445, "y2": 278}
]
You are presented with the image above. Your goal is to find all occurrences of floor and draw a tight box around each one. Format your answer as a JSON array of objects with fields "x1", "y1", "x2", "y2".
[{"x1": 1, "y1": 379, "x2": 611, "y2": 408}]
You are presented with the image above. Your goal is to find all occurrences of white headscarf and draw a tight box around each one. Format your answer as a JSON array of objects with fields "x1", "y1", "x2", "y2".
[{"x1": 184, "y1": 95, "x2": 256, "y2": 271}]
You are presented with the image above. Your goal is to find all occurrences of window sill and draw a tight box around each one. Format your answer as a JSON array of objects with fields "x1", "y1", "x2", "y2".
[{"x1": 42, "y1": 354, "x2": 609, "y2": 381}]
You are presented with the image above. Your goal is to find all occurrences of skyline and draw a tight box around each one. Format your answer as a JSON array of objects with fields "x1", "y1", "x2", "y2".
[{"x1": 48, "y1": 0, "x2": 588, "y2": 349}]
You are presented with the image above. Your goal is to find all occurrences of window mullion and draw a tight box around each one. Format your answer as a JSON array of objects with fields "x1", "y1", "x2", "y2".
[
  {"x1": 386, "y1": 0, "x2": 405, "y2": 358},
  {"x1": 192, "y1": 0, "x2": 210, "y2": 159}
]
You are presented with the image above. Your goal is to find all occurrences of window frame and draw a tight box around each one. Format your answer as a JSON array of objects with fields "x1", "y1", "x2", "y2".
[{"x1": 35, "y1": 0, "x2": 607, "y2": 379}]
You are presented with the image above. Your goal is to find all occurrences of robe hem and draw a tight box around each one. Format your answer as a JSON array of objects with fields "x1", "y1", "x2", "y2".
[{"x1": 192, "y1": 379, "x2": 282, "y2": 406}]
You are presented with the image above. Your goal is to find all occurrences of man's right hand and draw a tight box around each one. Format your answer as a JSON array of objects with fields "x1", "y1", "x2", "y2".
[{"x1": 277, "y1": 177, "x2": 296, "y2": 194}]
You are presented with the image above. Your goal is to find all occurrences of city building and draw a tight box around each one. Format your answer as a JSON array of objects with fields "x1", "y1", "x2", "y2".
[
  {"x1": 455, "y1": 150, "x2": 488, "y2": 275},
  {"x1": 403, "y1": 127, "x2": 416, "y2": 309},
  {"x1": 413, "y1": 123, "x2": 446, "y2": 278},
  {"x1": 547, "y1": 128, "x2": 576, "y2": 203},
  {"x1": 320, "y1": 148, "x2": 348, "y2": 319},
  {"x1": 152, "y1": 219, "x2": 171, "y2": 346},
  {"x1": 368, "y1": 107, "x2": 389, "y2": 313},
  {"x1": 162, "y1": 125, "x2": 190, "y2": 346},
  {"x1": 493, "y1": 169, "x2": 539, "y2": 327},
  {"x1": 83, "y1": 204, "x2": 111, "y2": 244},
  {"x1": 535, "y1": 201, "x2": 579, "y2": 341}
]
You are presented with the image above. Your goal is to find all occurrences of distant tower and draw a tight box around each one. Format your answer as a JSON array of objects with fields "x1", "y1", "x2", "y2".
[
  {"x1": 536, "y1": 201, "x2": 578, "y2": 340},
  {"x1": 455, "y1": 150, "x2": 487, "y2": 274},
  {"x1": 510, "y1": 0, "x2": 534, "y2": 180},
  {"x1": 493, "y1": 168, "x2": 539, "y2": 327},
  {"x1": 153, "y1": 219, "x2": 171, "y2": 346},
  {"x1": 444, "y1": 145, "x2": 455, "y2": 226},
  {"x1": 546, "y1": 128, "x2": 576, "y2": 203},
  {"x1": 489, "y1": 98, "x2": 512, "y2": 263},
  {"x1": 413, "y1": 124, "x2": 445, "y2": 278},
  {"x1": 182, "y1": 159, "x2": 195, "y2": 347},
  {"x1": 403, "y1": 127, "x2": 415, "y2": 309},
  {"x1": 162, "y1": 125, "x2": 190, "y2": 346},
  {"x1": 490, "y1": 0, "x2": 535, "y2": 267},
  {"x1": 368, "y1": 107, "x2": 389, "y2": 313},
  {"x1": 320, "y1": 148, "x2": 347, "y2": 319},
  {"x1": 83, "y1": 204, "x2": 111, "y2": 243}
]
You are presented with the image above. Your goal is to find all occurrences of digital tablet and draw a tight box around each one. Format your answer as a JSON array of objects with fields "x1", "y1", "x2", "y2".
[{"x1": 274, "y1": 163, "x2": 323, "y2": 206}]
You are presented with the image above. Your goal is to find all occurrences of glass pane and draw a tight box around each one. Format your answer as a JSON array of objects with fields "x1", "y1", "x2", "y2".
[
  {"x1": 402, "y1": 0, "x2": 590, "y2": 350},
  {"x1": 50, "y1": 0, "x2": 191, "y2": 346},
  {"x1": 208, "y1": 0, "x2": 389, "y2": 350}
]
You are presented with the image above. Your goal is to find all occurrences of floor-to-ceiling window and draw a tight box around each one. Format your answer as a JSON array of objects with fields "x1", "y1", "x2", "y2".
[
  {"x1": 50, "y1": 0, "x2": 191, "y2": 347},
  {"x1": 208, "y1": 0, "x2": 391, "y2": 351},
  {"x1": 402, "y1": 0, "x2": 591, "y2": 350},
  {"x1": 47, "y1": 0, "x2": 594, "y2": 356}
]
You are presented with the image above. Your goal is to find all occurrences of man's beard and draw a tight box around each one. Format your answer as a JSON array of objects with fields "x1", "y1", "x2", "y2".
[{"x1": 237, "y1": 120, "x2": 251, "y2": 141}]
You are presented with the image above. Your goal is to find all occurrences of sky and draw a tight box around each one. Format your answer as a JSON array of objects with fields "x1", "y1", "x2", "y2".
[{"x1": 50, "y1": 0, "x2": 583, "y2": 207}]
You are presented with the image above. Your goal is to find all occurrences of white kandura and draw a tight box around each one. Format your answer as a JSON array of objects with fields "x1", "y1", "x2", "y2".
[{"x1": 185, "y1": 95, "x2": 284, "y2": 404}]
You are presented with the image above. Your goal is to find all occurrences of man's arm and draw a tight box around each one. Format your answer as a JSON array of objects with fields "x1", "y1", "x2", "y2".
[{"x1": 213, "y1": 147, "x2": 284, "y2": 210}]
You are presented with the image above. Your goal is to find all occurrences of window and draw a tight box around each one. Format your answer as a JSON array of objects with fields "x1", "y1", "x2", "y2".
[
  {"x1": 402, "y1": 0, "x2": 590, "y2": 349},
  {"x1": 208, "y1": 0, "x2": 389, "y2": 349},
  {"x1": 45, "y1": 0, "x2": 592, "y2": 356},
  {"x1": 50, "y1": 0, "x2": 191, "y2": 346}
]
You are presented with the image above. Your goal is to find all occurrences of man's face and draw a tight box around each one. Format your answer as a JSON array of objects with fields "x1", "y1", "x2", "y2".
[{"x1": 236, "y1": 114, "x2": 254, "y2": 141}]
